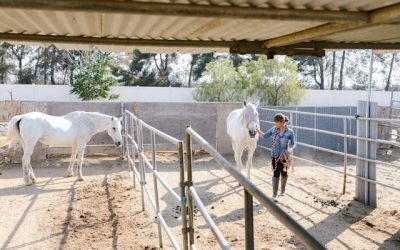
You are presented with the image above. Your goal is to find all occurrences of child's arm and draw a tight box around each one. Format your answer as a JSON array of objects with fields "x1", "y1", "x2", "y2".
[{"x1": 256, "y1": 127, "x2": 274, "y2": 139}]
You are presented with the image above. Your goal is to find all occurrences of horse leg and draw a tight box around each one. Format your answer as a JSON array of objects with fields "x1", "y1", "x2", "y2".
[
  {"x1": 233, "y1": 144, "x2": 242, "y2": 173},
  {"x1": 238, "y1": 146, "x2": 244, "y2": 174},
  {"x1": 76, "y1": 144, "x2": 86, "y2": 181},
  {"x1": 67, "y1": 145, "x2": 78, "y2": 177},
  {"x1": 21, "y1": 144, "x2": 35, "y2": 186},
  {"x1": 246, "y1": 146, "x2": 256, "y2": 180}
]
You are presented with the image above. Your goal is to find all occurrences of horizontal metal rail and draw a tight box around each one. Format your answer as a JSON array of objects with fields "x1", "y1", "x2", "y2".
[
  {"x1": 186, "y1": 127, "x2": 326, "y2": 250},
  {"x1": 189, "y1": 187, "x2": 230, "y2": 250},
  {"x1": 144, "y1": 184, "x2": 157, "y2": 211},
  {"x1": 260, "y1": 119, "x2": 400, "y2": 148},
  {"x1": 125, "y1": 110, "x2": 138, "y2": 121},
  {"x1": 259, "y1": 107, "x2": 400, "y2": 123},
  {"x1": 127, "y1": 155, "x2": 141, "y2": 181},
  {"x1": 158, "y1": 213, "x2": 181, "y2": 250},
  {"x1": 124, "y1": 109, "x2": 183, "y2": 250},
  {"x1": 258, "y1": 145, "x2": 400, "y2": 192},
  {"x1": 141, "y1": 152, "x2": 181, "y2": 202},
  {"x1": 295, "y1": 142, "x2": 400, "y2": 169},
  {"x1": 141, "y1": 120, "x2": 180, "y2": 145}
]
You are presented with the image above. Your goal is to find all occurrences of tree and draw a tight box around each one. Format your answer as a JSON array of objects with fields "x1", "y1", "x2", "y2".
[
  {"x1": 338, "y1": 51, "x2": 346, "y2": 90},
  {"x1": 10, "y1": 45, "x2": 30, "y2": 84},
  {"x1": 190, "y1": 53, "x2": 215, "y2": 84},
  {"x1": 193, "y1": 59, "x2": 244, "y2": 102},
  {"x1": 245, "y1": 56, "x2": 305, "y2": 106},
  {"x1": 385, "y1": 53, "x2": 397, "y2": 91},
  {"x1": 0, "y1": 44, "x2": 13, "y2": 84},
  {"x1": 292, "y1": 55, "x2": 325, "y2": 89},
  {"x1": 70, "y1": 54, "x2": 118, "y2": 100},
  {"x1": 330, "y1": 51, "x2": 336, "y2": 90}
]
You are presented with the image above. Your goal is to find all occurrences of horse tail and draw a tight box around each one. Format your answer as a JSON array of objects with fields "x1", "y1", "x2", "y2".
[{"x1": 0, "y1": 115, "x2": 23, "y2": 148}]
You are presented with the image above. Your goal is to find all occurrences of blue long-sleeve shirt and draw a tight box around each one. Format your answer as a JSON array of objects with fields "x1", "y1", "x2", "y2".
[{"x1": 262, "y1": 126, "x2": 295, "y2": 158}]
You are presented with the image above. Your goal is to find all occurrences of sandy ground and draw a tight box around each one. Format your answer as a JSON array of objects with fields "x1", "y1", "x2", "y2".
[{"x1": 0, "y1": 150, "x2": 399, "y2": 250}]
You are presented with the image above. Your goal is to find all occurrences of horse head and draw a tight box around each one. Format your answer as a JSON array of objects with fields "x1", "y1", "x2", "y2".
[
  {"x1": 108, "y1": 117, "x2": 123, "y2": 147},
  {"x1": 242, "y1": 101, "x2": 260, "y2": 138}
]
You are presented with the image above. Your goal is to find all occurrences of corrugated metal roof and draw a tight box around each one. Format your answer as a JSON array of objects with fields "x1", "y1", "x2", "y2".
[{"x1": 0, "y1": 0, "x2": 399, "y2": 54}]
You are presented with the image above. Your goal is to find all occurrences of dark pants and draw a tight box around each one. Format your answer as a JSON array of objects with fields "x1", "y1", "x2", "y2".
[{"x1": 272, "y1": 158, "x2": 288, "y2": 178}]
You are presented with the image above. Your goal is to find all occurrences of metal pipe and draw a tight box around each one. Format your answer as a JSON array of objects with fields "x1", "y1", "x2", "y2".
[
  {"x1": 295, "y1": 142, "x2": 400, "y2": 169},
  {"x1": 141, "y1": 120, "x2": 180, "y2": 145},
  {"x1": 151, "y1": 131, "x2": 163, "y2": 249},
  {"x1": 141, "y1": 152, "x2": 181, "y2": 202},
  {"x1": 187, "y1": 127, "x2": 326, "y2": 250},
  {"x1": 343, "y1": 119, "x2": 348, "y2": 194},
  {"x1": 185, "y1": 126, "x2": 195, "y2": 247},
  {"x1": 259, "y1": 107, "x2": 400, "y2": 123},
  {"x1": 189, "y1": 187, "x2": 230, "y2": 250},
  {"x1": 144, "y1": 184, "x2": 157, "y2": 212},
  {"x1": 158, "y1": 213, "x2": 181, "y2": 250},
  {"x1": 120, "y1": 102, "x2": 126, "y2": 158},
  {"x1": 138, "y1": 121, "x2": 145, "y2": 211},
  {"x1": 244, "y1": 190, "x2": 254, "y2": 250},
  {"x1": 259, "y1": 145, "x2": 400, "y2": 192},
  {"x1": 179, "y1": 141, "x2": 189, "y2": 250},
  {"x1": 260, "y1": 119, "x2": 400, "y2": 148}
]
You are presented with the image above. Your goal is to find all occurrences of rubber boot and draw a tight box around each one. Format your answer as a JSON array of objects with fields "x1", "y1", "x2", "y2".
[
  {"x1": 272, "y1": 177, "x2": 279, "y2": 202},
  {"x1": 280, "y1": 177, "x2": 288, "y2": 196}
]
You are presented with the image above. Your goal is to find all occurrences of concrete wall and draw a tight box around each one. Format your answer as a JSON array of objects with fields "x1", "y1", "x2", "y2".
[
  {"x1": 1, "y1": 84, "x2": 398, "y2": 107},
  {"x1": 0, "y1": 101, "x2": 242, "y2": 162}
]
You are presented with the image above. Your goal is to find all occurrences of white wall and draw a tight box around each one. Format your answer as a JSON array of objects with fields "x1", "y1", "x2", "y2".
[
  {"x1": 0, "y1": 84, "x2": 397, "y2": 106},
  {"x1": 298, "y1": 90, "x2": 397, "y2": 107},
  {"x1": 0, "y1": 84, "x2": 195, "y2": 102}
]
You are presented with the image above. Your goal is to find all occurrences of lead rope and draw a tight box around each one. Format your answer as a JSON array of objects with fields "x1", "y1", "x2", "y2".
[{"x1": 271, "y1": 127, "x2": 278, "y2": 171}]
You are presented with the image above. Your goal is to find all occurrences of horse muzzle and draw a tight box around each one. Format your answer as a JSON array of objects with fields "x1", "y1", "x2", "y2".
[
  {"x1": 249, "y1": 131, "x2": 256, "y2": 138},
  {"x1": 115, "y1": 141, "x2": 122, "y2": 147}
]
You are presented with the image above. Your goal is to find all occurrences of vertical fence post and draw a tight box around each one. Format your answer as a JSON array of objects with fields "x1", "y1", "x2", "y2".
[
  {"x1": 130, "y1": 117, "x2": 136, "y2": 188},
  {"x1": 151, "y1": 131, "x2": 163, "y2": 249},
  {"x1": 179, "y1": 141, "x2": 189, "y2": 250},
  {"x1": 138, "y1": 121, "x2": 145, "y2": 211},
  {"x1": 342, "y1": 118, "x2": 348, "y2": 194},
  {"x1": 356, "y1": 101, "x2": 377, "y2": 207},
  {"x1": 124, "y1": 112, "x2": 131, "y2": 171},
  {"x1": 185, "y1": 126, "x2": 195, "y2": 248},
  {"x1": 120, "y1": 102, "x2": 126, "y2": 159},
  {"x1": 244, "y1": 190, "x2": 254, "y2": 250}
]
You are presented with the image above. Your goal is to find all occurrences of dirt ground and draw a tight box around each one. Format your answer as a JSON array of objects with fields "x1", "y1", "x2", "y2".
[{"x1": 0, "y1": 150, "x2": 399, "y2": 250}]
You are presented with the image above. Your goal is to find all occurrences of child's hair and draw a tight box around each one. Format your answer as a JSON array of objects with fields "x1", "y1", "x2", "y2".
[{"x1": 274, "y1": 113, "x2": 289, "y2": 124}]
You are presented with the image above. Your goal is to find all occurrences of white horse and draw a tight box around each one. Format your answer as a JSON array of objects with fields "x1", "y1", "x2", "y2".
[
  {"x1": 0, "y1": 111, "x2": 122, "y2": 185},
  {"x1": 227, "y1": 101, "x2": 260, "y2": 179}
]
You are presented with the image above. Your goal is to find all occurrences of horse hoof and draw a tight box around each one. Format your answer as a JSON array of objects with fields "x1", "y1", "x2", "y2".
[
  {"x1": 67, "y1": 173, "x2": 74, "y2": 177},
  {"x1": 30, "y1": 177, "x2": 37, "y2": 183},
  {"x1": 78, "y1": 176, "x2": 85, "y2": 181},
  {"x1": 25, "y1": 180, "x2": 33, "y2": 186}
]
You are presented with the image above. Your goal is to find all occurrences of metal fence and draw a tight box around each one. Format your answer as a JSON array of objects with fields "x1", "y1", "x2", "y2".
[
  {"x1": 185, "y1": 126, "x2": 325, "y2": 250},
  {"x1": 123, "y1": 110, "x2": 187, "y2": 249},
  {"x1": 123, "y1": 109, "x2": 326, "y2": 249},
  {"x1": 258, "y1": 101, "x2": 400, "y2": 205}
]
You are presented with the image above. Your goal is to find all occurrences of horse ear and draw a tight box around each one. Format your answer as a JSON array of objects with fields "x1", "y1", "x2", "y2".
[
  {"x1": 243, "y1": 101, "x2": 247, "y2": 107},
  {"x1": 255, "y1": 100, "x2": 260, "y2": 108}
]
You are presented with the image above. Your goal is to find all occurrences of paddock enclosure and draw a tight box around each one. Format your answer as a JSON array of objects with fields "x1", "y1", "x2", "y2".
[
  {"x1": 1, "y1": 1, "x2": 400, "y2": 249},
  {"x1": 0, "y1": 101, "x2": 399, "y2": 249}
]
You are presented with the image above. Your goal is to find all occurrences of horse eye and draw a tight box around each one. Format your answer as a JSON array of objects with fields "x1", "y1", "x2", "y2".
[{"x1": 113, "y1": 127, "x2": 116, "y2": 131}]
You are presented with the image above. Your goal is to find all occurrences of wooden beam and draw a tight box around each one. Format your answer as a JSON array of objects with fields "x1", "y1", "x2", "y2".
[
  {"x1": 263, "y1": 4, "x2": 400, "y2": 48},
  {"x1": 0, "y1": 32, "x2": 235, "y2": 48},
  {"x1": 0, "y1": 32, "x2": 326, "y2": 56},
  {"x1": 286, "y1": 42, "x2": 400, "y2": 50},
  {"x1": 0, "y1": 0, "x2": 368, "y2": 23}
]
